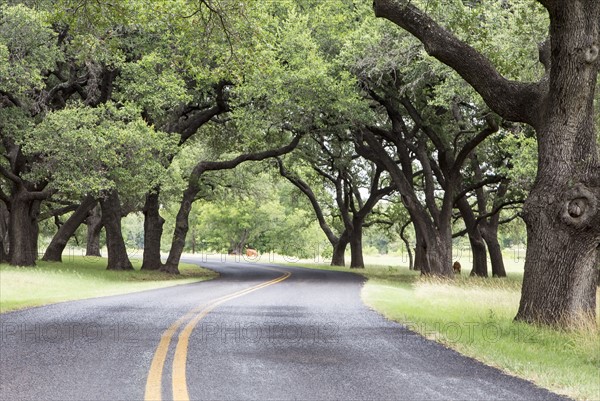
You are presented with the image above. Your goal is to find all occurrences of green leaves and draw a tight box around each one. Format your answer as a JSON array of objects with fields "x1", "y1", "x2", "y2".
[
  {"x1": 231, "y1": 0, "x2": 369, "y2": 139},
  {"x1": 116, "y1": 51, "x2": 192, "y2": 122},
  {"x1": 21, "y1": 102, "x2": 177, "y2": 199},
  {"x1": 0, "y1": 4, "x2": 61, "y2": 96}
]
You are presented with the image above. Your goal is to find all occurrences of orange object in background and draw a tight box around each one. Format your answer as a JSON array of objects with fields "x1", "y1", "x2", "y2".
[{"x1": 246, "y1": 248, "x2": 258, "y2": 257}]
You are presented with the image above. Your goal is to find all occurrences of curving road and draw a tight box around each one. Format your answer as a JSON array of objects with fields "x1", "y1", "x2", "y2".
[{"x1": 0, "y1": 257, "x2": 568, "y2": 401}]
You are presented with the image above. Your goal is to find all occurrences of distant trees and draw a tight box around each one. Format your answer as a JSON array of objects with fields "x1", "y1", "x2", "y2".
[{"x1": 278, "y1": 134, "x2": 393, "y2": 268}]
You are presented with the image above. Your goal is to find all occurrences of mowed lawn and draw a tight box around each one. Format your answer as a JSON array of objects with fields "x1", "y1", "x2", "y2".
[
  {"x1": 0, "y1": 256, "x2": 217, "y2": 314},
  {"x1": 292, "y1": 255, "x2": 600, "y2": 401}
]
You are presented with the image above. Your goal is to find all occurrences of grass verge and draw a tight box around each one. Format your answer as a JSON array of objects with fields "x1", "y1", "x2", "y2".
[
  {"x1": 0, "y1": 256, "x2": 217, "y2": 314},
  {"x1": 291, "y1": 262, "x2": 600, "y2": 401}
]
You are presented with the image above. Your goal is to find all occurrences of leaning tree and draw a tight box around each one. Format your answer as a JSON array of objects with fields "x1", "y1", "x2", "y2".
[{"x1": 373, "y1": 0, "x2": 600, "y2": 326}]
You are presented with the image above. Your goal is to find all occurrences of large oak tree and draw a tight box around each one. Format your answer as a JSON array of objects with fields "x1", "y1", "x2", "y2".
[{"x1": 373, "y1": 0, "x2": 600, "y2": 326}]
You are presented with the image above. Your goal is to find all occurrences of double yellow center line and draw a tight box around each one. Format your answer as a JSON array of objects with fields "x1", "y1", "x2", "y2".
[{"x1": 144, "y1": 267, "x2": 291, "y2": 401}]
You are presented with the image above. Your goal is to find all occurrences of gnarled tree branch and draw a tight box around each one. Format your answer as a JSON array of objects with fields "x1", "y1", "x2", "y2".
[{"x1": 373, "y1": 0, "x2": 544, "y2": 125}]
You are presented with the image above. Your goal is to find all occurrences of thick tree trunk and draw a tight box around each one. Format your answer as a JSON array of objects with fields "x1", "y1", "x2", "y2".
[
  {"x1": 516, "y1": 3, "x2": 600, "y2": 326},
  {"x1": 0, "y1": 202, "x2": 8, "y2": 263},
  {"x1": 86, "y1": 205, "x2": 103, "y2": 257},
  {"x1": 467, "y1": 234, "x2": 487, "y2": 277},
  {"x1": 480, "y1": 224, "x2": 506, "y2": 278},
  {"x1": 406, "y1": 205, "x2": 453, "y2": 276},
  {"x1": 42, "y1": 196, "x2": 97, "y2": 262},
  {"x1": 141, "y1": 192, "x2": 164, "y2": 270},
  {"x1": 7, "y1": 190, "x2": 37, "y2": 266},
  {"x1": 412, "y1": 225, "x2": 428, "y2": 271},
  {"x1": 456, "y1": 197, "x2": 488, "y2": 277},
  {"x1": 100, "y1": 191, "x2": 133, "y2": 271},
  {"x1": 420, "y1": 225, "x2": 453, "y2": 277},
  {"x1": 349, "y1": 220, "x2": 364, "y2": 269},
  {"x1": 163, "y1": 186, "x2": 198, "y2": 274},
  {"x1": 30, "y1": 200, "x2": 40, "y2": 261},
  {"x1": 517, "y1": 209, "x2": 598, "y2": 325},
  {"x1": 331, "y1": 232, "x2": 349, "y2": 267}
]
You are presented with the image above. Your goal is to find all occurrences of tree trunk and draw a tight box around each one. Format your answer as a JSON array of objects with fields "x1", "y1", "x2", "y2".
[
  {"x1": 30, "y1": 200, "x2": 40, "y2": 261},
  {"x1": 467, "y1": 234, "x2": 487, "y2": 277},
  {"x1": 163, "y1": 186, "x2": 198, "y2": 274},
  {"x1": 457, "y1": 198, "x2": 488, "y2": 277},
  {"x1": 349, "y1": 219, "x2": 364, "y2": 269},
  {"x1": 515, "y1": 2, "x2": 600, "y2": 326},
  {"x1": 42, "y1": 196, "x2": 97, "y2": 262},
  {"x1": 0, "y1": 201, "x2": 9, "y2": 263},
  {"x1": 480, "y1": 224, "x2": 507, "y2": 278},
  {"x1": 331, "y1": 231, "x2": 349, "y2": 267},
  {"x1": 413, "y1": 228, "x2": 426, "y2": 271},
  {"x1": 399, "y1": 221, "x2": 413, "y2": 270},
  {"x1": 420, "y1": 225, "x2": 453, "y2": 277},
  {"x1": 86, "y1": 205, "x2": 103, "y2": 257},
  {"x1": 7, "y1": 190, "x2": 37, "y2": 266},
  {"x1": 373, "y1": 0, "x2": 600, "y2": 329},
  {"x1": 100, "y1": 190, "x2": 133, "y2": 271},
  {"x1": 517, "y1": 210, "x2": 598, "y2": 325},
  {"x1": 230, "y1": 229, "x2": 249, "y2": 256},
  {"x1": 375, "y1": 0, "x2": 600, "y2": 326},
  {"x1": 141, "y1": 191, "x2": 164, "y2": 270}
]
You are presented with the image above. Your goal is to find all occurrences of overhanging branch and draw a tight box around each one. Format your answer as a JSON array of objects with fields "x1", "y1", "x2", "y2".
[{"x1": 373, "y1": 0, "x2": 543, "y2": 125}]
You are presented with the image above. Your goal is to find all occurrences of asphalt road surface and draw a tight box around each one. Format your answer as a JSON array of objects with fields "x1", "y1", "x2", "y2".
[{"x1": 0, "y1": 257, "x2": 568, "y2": 401}]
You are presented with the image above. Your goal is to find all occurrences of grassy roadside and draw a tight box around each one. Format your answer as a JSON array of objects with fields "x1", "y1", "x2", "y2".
[
  {"x1": 290, "y1": 262, "x2": 600, "y2": 401},
  {"x1": 0, "y1": 256, "x2": 217, "y2": 314}
]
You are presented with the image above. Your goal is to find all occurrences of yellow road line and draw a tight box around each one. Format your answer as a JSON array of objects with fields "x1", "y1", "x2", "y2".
[
  {"x1": 172, "y1": 271, "x2": 290, "y2": 401},
  {"x1": 144, "y1": 268, "x2": 291, "y2": 401}
]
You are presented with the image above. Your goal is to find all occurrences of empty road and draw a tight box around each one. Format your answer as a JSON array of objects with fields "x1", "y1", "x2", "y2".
[{"x1": 0, "y1": 257, "x2": 567, "y2": 400}]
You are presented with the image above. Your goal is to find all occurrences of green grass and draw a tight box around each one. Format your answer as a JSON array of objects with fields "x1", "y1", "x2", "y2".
[
  {"x1": 290, "y1": 261, "x2": 600, "y2": 401},
  {"x1": 0, "y1": 256, "x2": 218, "y2": 314}
]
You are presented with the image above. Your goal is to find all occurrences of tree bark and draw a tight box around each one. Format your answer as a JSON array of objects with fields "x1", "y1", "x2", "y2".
[
  {"x1": 7, "y1": 189, "x2": 38, "y2": 266},
  {"x1": 163, "y1": 185, "x2": 196, "y2": 274},
  {"x1": 413, "y1": 227, "x2": 426, "y2": 271},
  {"x1": 330, "y1": 231, "x2": 349, "y2": 267},
  {"x1": 515, "y1": 2, "x2": 600, "y2": 326},
  {"x1": 467, "y1": 233, "x2": 488, "y2": 277},
  {"x1": 42, "y1": 196, "x2": 97, "y2": 262},
  {"x1": 456, "y1": 197, "x2": 488, "y2": 277},
  {"x1": 349, "y1": 219, "x2": 365, "y2": 268},
  {"x1": 480, "y1": 224, "x2": 507, "y2": 278},
  {"x1": 30, "y1": 200, "x2": 40, "y2": 262},
  {"x1": 141, "y1": 191, "x2": 164, "y2": 270},
  {"x1": 420, "y1": 226, "x2": 453, "y2": 277},
  {"x1": 399, "y1": 220, "x2": 413, "y2": 270},
  {"x1": 86, "y1": 205, "x2": 103, "y2": 257},
  {"x1": 100, "y1": 190, "x2": 133, "y2": 271},
  {"x1": 0, "y1": 201, "x2": 8, "y2": 263}
]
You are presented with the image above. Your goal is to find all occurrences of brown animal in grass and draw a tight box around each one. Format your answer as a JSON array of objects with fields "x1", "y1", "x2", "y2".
[
  {"x1": 246, "y1": 248, "x2": 258, "y2": 257},
  {"x1": 453, "y1": 261, "x2": 461, "y2": 274}
]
